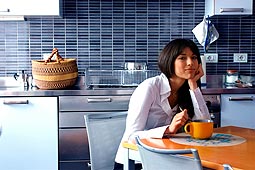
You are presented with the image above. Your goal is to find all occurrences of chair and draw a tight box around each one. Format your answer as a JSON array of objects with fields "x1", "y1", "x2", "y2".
[
  {"x1": 223, "y1": 164, "x2": 233, "y2": 170},
  {"x1": 135, "y1": 136, "x2": 203, "y2": 170},
  {"x1": 84, "y1": 112, "x2": 127, "y2": 170}
]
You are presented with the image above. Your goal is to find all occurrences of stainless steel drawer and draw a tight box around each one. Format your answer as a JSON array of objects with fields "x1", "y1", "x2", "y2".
[
  {"x1": 221, "y1": 94, "x2": 255, "y2": 129},
  {"x1": 59, "y1": 111, "x2": 128, "y2": 128},
  {"x1": 59, "y1": 95, "x2": 131, "y2": 111},
  {"x1": 59, "y1": 112, "x2": 86, "y2": 128},
  {"x1": 59, "y1": 128, "x2": 89, "y2": 160}
]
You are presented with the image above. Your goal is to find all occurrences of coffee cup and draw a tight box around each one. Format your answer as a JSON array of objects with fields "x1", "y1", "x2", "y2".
[{"x1": 184, "y1": 119, "x2": 214, "y2": 139}]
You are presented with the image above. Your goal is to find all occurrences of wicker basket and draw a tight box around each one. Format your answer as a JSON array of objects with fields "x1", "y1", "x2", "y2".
[{"x1": 32, "y1": 59, "x2": 78, "y2": 89}]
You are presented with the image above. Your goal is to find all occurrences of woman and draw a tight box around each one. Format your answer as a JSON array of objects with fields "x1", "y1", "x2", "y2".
[{"x1": 113, "y1": 38, "x2": 210, "y2": 170}]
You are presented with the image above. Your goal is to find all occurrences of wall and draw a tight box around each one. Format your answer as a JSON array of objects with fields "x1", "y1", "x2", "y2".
[{"x1": 0, "y1": 0, "x2": 254, "y2": 77}]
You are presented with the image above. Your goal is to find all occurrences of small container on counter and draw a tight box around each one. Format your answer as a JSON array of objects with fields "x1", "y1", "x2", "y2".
[{"x1": 225, "y1": 70, "x2": 239, "y2": 85}]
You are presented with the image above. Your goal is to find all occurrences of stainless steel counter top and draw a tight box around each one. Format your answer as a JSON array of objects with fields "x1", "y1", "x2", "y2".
[
  {"x1": 0, "y1": 75, "x2": 254, "y2": 97},
  {"x1": 0, "y1": 86, "x2": 136, "y2": 97},
  {"x1": 201, "y1": 75, "x2": 255, "y2": 94}
]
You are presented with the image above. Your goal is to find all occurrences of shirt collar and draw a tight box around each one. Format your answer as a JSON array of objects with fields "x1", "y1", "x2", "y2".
[{"x1": 159, "y1": 73, "x2": 171, "y2": 103}]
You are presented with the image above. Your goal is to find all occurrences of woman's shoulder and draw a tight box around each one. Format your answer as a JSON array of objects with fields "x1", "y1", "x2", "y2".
[
  {"x1": 139, "y1": 74, "x2": 162, "y2": 88},
  {"x1": 131, "y1": 74, "x2": 169, "y2": 102},
  {"x1": 134, "y1": 74, "x2": 167, "y2": 94},
  {"x1": 131, "y1": 76, "x2": 160, "y2": 101}
]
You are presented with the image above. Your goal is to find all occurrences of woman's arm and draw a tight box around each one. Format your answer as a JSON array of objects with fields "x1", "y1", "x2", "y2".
[
  {"x1": 124, "y1": 81, "x2": 172, "y2": 140},
  {"x1": 190, "y1": 88, "x2": 211, "y2": 120},
  {"x1": 187, "y1": 63, "x2": 210, "y2": 119},
  {"x1": 165, "y1": 109, "x2": 189, "y2": 135},
  {"x1": 124, "y1": 83, "x2": 155, "y2": 140},
  {"x1": 188, "y1": 64, "x2": 204, "y2": 90}
]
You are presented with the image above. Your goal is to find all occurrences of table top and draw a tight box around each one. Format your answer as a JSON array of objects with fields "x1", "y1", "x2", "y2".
[{"x1": 122, "y1": 126, "x2": 255, "y2": 170}]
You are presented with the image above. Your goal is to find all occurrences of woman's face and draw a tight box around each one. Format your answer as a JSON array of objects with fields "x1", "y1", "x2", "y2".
[{"x1": 173, "y1": 47, "x2": 199, "y2": 80}]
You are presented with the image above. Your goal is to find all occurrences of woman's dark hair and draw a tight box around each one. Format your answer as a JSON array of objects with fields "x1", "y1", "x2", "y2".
[{"x1": 158, "y1": 38, "x2": 202, "y2": 119}]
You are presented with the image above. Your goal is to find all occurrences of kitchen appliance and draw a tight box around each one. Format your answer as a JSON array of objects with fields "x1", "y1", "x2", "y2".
[
  {"x1": 225, "y1": 70, "x2": 239, "y2": 85},
  {"x1": 224, "y1": 74, "x2": 255, "y2": 88},
  {"x1": 123, "y1": 62, "x2": 147, "y2": 70},
  {"x1": 85, "y1": 69, "x2": 160, "y2": 88}
]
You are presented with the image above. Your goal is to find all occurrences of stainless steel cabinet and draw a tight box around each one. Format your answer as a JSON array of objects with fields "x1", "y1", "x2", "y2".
[
  {"x1": 0, "y1": 97, "x2": 58, "y2": 170},
  {"x1": 59, "y1": 128, "x2": 90, "y2": 170},
  {"x1": 221, "y1": 94, "x2": 255, "y2": 129},
  {"x1": 59, "y1": 95, "x2": 131, "y2": 170}
]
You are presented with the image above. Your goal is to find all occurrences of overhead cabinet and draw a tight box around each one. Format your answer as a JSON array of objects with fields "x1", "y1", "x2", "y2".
[
  {"x1": 205, "y1": 0, "x2": 253, "y2": 16},
  {"x1": 0, "y1": 0, "x2": 62, "y2": 16}
]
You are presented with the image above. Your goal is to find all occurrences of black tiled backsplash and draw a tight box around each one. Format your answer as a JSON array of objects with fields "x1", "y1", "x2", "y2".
[{"x1": 0, "y1": 0, "x2": 254, "y2": 77}]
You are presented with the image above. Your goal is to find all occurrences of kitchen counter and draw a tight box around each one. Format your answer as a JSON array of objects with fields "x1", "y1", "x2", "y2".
[
  {"x1": 202, "y1": 86, "x2": 255, "y2": 95},
  {"x1": 0, "y1": 75, "x2": 254, "y2": 97},
  {"x1": 0, "y1": 86, "x2": 135, "y2": 97},
  {"x1": 201, "y1": 75, "x2": 255, "y2": 95}
]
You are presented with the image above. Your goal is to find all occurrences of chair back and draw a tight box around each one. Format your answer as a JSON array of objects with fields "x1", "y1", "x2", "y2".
[
  {"x1": 135, "y1": 136, "x2": 203, "y2": 170},
  {"x1": 84, "y1": 112, "x2": 127, "y2": 170},
  {"x1": 223, "y1": 164, "x2": 234, "y2": 170}
]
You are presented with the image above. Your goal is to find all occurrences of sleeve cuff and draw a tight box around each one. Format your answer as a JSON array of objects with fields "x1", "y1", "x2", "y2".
[{"x1": 130, "y1": 125, "x2": 168, "y2": 139}]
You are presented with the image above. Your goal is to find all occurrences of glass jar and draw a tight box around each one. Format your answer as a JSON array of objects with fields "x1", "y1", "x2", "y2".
[{"x1": 225, "y1": 70, "x2": 239, "y2": 85}]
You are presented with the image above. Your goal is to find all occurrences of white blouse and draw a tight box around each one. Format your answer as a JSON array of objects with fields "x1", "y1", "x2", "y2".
[{"x1": 115, "y1": 73, "x2": 210, "y2": 164}]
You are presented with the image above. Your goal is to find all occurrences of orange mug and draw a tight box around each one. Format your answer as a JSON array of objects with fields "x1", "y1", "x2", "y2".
[{"x1": 184, "y1": 119, "x2": 214, "y2": 139}]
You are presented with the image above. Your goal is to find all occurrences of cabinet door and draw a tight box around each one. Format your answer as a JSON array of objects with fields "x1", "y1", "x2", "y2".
[
  {"x1": 0, "y1": 97, "x2": 58, "y2": 170},
  {"x1": 221, "y1": 94, "x2": 255, "y2": 129},
  {"x1": 215, "y1": 0, "x2": 253, "y2": 15},
  {"x1": 0, "y1": 0, "x2": 61, "y2": 16},
  {"x1": 59, "y1": 128, "x2": 90, "y2": 170},
  {"x1": 205, "y1": 0, "x2": 253, "y2": 16}
]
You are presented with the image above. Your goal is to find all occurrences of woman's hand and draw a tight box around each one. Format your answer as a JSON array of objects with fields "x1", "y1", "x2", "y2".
[
  {"x1": 188, "y1": 64, "x2": 204, "y2": 90},
  {"x1": 167, "y1": 109, "x2": 189, "y2": 134}
]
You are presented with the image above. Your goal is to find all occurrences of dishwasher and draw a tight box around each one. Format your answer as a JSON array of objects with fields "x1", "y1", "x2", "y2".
[{"x1": 58, "y1": 94, "x2": 131, "y2": 170}]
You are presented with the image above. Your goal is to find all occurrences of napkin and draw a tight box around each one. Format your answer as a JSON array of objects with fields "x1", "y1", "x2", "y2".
[{"x1": 192, "y1": 16, "x2": 219, "y2": 52}]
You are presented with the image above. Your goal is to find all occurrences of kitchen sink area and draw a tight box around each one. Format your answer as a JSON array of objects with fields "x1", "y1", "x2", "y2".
[
  {"x1": 0, "y1": 77, "x2": 36, "y2": 92},
  {"x1": 0, "y1": 77, "x2": 21, "y2": 88}
]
